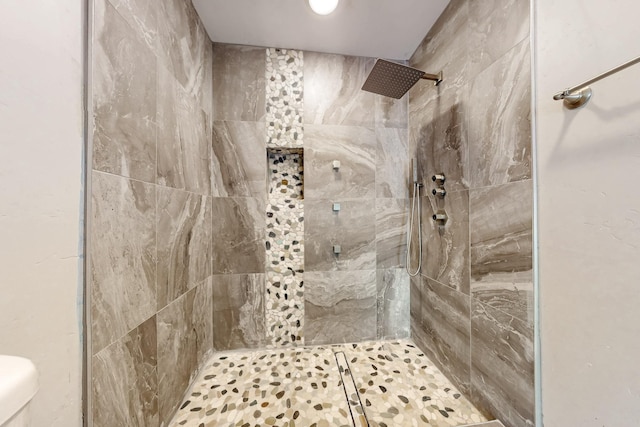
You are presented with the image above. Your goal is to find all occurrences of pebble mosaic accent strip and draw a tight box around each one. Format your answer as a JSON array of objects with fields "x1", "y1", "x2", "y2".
[
  {"x1": 266, "y1": 48, "x2": 304, "y2": 148},
  {"x1": 266, "y1": 151, "x2": 305, "y2": 347},
  {"x1": 169, "y1": 340, "x2": 488, "y2": 427}
]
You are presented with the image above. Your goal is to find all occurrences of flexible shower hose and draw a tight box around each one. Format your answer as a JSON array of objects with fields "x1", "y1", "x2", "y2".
[{"x1": 406, "y1": 181, "x2": 422, "y2": 277}]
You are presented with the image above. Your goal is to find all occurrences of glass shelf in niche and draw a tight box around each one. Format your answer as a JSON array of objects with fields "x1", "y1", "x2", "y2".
[{"x1": 267, "y1": 147, "x2": 304, "y2": 200}]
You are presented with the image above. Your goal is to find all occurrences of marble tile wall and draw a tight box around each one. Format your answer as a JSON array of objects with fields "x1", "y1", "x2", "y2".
[
  {"x1": 408, "y1": 1, "x2": 534, "y2": 426},
  {"x1": 302, "y1": 52, "x2": 410, "y2": 346},
  {"x1": 211, "y1": 45, "x2": 412, "y2": 350},
  {"x1": 89, "y1": 0, "x2": 213, "y2": 425}
]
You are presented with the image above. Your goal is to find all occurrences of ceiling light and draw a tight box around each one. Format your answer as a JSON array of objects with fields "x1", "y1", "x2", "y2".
[{"x1": 308, "y1": 0, "x2": 339, "y2": 15}]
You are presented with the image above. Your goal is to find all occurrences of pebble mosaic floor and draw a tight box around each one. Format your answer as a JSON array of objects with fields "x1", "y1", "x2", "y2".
[{"x1": 169, "y1": 340, "x2": 488, "y2": 427}]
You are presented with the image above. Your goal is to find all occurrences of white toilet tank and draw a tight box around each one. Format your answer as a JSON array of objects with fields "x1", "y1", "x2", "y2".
[{"x1": 0, "y1": 356, "x2": 38, "y2": 427}]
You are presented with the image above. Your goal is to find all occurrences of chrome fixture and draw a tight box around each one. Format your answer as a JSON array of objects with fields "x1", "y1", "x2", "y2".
[
  {"x1": 433, "y1": 212, "x2": 448, "y2": 224},
  {"x1": 432, "y1": 187, "x2": 446, "y2": 198},
  {"x1": 332, "y1": 160, "x2": 341, "y2": 170},
  {"x1": 432, "y1": 173, "x2": 445, "y2": 184},
  {"x1": 362, "y1": 59, "x2": 443, "y2": 99},
  {"x1": 406, "y1": 159, "x2": 423, "y2": 277},
  {"x1": 332, "y1": 203, "x2": 341, "y2": 212},
  {"x1": 333, "y1": 245, "x2": 341, "y2": 255},
  {"x1": 553, "y1": 55, "x2": 640, "y2": 109}
]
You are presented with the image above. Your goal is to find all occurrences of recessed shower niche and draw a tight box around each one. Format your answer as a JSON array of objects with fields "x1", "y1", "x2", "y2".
[{"x1": 265, "y1": 148, "x2": 305, "y2": 347}]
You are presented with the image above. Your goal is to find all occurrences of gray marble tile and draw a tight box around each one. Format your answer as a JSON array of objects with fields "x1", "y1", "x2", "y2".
[
  {"x1": 157, "y1": 283, "x2": 213, "y2": 424},
  {"x1": 376, "y1": 269, "x2": 410, "y2": 340},
  {"x1": 200, "y1": 41, "x2": 214, "y2": 118},
  {"x1": 410, "y1": 86, "x2": 468, "y2": 193},
  {"x1": 376, "y1": 198, "x2": 408, "y2": 269},
  {"x1": 376, "y1": 127, "x2": 409, "y2": 199},
  {"x1": 411, "y1": 0, "x2": 527, "y2": 101},
  {"x1": 211, "y1": 197, "x2": 265, "y2": 274},
  {"x1": 305, "y1": 270, "x2": 377, "y2": 345},
  {"x1": 470, "y1": 180, "x2": 533, "y2": 323},
  {"x1": 468, "y1": 39, "x2": 531, "y2": 188},
  {"x1": 156, "y1": 0, "x2": 208, "y2": 95},
  {"x1": 212, "y1": 274, "x2": 266, "y2": 350},
  {"x1": 212, "y1": 44, "x2": 266, "y2": 122},
  {"x1": 375, "y1": 94, "x2": 408, "y2": 128},
  {"x1": 92, "y1": 316, "x2": 157, "y2": 427},
  {"x1": 156, "y1": 187, "x2": 212, "y2": 309},
  {"x1": 304, "y1": 125, "x2": 376, "y2": 199},
  {"x1": 211, "y1": 121, "x2": 266, "y2": 199},
  {"x1": 410, "y1": 1, "x2": 475, "y2": 102},
  {"x1": 420, "y1": 190, "x2": 470, "y2": 294},
  {"x1": 419, "y1": 277, "x2": 471, "y2": 394},
  {"x1": 157, "y1": 65, "x2": 212, "y2": 195},
  {"x1": 471, "y1": 300, "x2": 535, "y2": 427},
  {"x1": 304, "y1": 199, "x2": 376, "y2": 272},
  {"x1": 466, "y1": 0, "x2": 530, "y2": 72},
  {"x1": 409, "y1": 274, "x2": 422, "y2": 328},
  {"x1": 92, "y1": 0, "x2": 157, "y2": 183},
  {"x1": 304, "y1": 52, "x2": 376, "y2": 127},
  {"x1": 91, "y1": 171, "x2": 156, "y2": 354},
  {"x1": 105, "y1": 0, "x2": 157, "y2": 53}
]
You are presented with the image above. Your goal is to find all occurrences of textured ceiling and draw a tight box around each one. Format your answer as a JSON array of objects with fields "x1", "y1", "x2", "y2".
[{"x1": 192, "y1": 0, "x2": 450, "y2": 60}]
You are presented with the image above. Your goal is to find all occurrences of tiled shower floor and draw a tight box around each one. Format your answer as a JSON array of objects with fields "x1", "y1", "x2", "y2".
[{"x1": 169, "y1": 340, "x2": 488, "y2": 427}]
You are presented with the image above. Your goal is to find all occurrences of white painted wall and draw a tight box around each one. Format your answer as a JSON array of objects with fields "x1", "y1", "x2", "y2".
[
  {"x1": 0, "y1": 1, "x2": 84, "y2": 426},
  {"x1": 535, "y1": 1, "x2": 640, "y2": 426}
]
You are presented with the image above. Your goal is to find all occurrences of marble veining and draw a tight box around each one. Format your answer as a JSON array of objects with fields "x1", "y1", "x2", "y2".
[
  {"x1": 156, "y1": 0, "x2": 209, "y2": 95},
  {"x1": 211, "y1": 197, "x2": 266, "y2": 274},
  {"x1": 304, "y1": 199, "x2": 376, "y2": 272},
  {"x1": 105, "y1": 0, "x2": 157, "y2": 53},
  {"x1": 156, "y1": 65, "x2": 211, "y2": 195},
  {"x1": 376, "y1": 198, "x2": 408, "y2": 269},
  {"x1": 376, "y1": 127, "x2": 409, "y2": 199},
  {"x1": 376, "y1": 269, "x2": 410, "y2": 340},
  {"x1": 212, "y1": 44, "x2": 266, "y2": 121},
  {"x1": 467, "y1": 39, "x2": 531, "y2": 188},
  {"x1": 304, "y1": 52, "x2": 376, "y2": 127},
  {"x1": 91, "y1": 171, "x2": 157, "y2": 354},
  {"x1": 157, "y1": 283, "x2": 213, "y2": 424},
  {"x1": 212, "y1": 274, "x2": 266, "y2": 350},
  {"x1": 92, "y1": 316, "x2": 158, "y2": 427},
  {"x1": 93, "y1": 0, "x2": 157, "y2": 183},
  {"x1": 411, "y1": 87, "x2": 468, "y2": 193},
  {"x1": 470, "y1": 180, "x2": 533, "y2": 323},
  {"x1": 305, "y1": 125, "x2": 376, "y2": 200},
  {"x1": 420, "y1": 191, "x2": 470, "y2": 294},
  {"x1": 419, "y1": 277, "x2": 472, "y2": 394},
  {"x1": 211, "y1": 120, "x2": 266, "y2": 199},
  {"x1": 304, "y1": 270, "x2": 377, "y2": 345},
  {"x1": 471, "y1": 300, "x2": 535, "y2": 427},
  {"x1": 156, "y1": 187, "x2": 212, "y2": 309}
]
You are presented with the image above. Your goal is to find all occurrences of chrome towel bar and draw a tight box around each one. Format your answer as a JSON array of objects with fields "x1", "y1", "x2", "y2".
[{"x1": 553, "y1": 55, "x2": 640, "y2": 109}]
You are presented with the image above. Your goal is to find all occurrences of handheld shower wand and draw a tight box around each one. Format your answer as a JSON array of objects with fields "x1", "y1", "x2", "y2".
[{"x1": 406, "y1": 160, "x2": 422, "y2": 277}]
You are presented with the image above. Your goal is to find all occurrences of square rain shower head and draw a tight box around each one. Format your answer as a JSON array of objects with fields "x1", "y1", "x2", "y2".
[{"x1": 361, "y1": 59, "x2": 441, "y2": 99}]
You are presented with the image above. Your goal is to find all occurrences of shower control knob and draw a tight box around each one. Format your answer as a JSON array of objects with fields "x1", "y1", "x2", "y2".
[
  {"x1": 432, "y1": 188, "x2": 446, "y2": 198},
  {"x1": 432, "y1": 174, "x2": 446, "y2": 183},
  {"x1": 432, "y1": 212, "x2": 448, "y2": 223}
]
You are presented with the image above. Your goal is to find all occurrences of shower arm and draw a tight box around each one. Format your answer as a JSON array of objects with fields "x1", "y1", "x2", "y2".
[{"x1": 422, "y1": 71, "x2": 443, "y2": 86}]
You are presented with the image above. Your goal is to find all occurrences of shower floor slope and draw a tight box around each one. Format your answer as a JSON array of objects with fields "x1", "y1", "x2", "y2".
[{"x1": 169, "y1": 340, "x2": 487, "y2": 427}]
